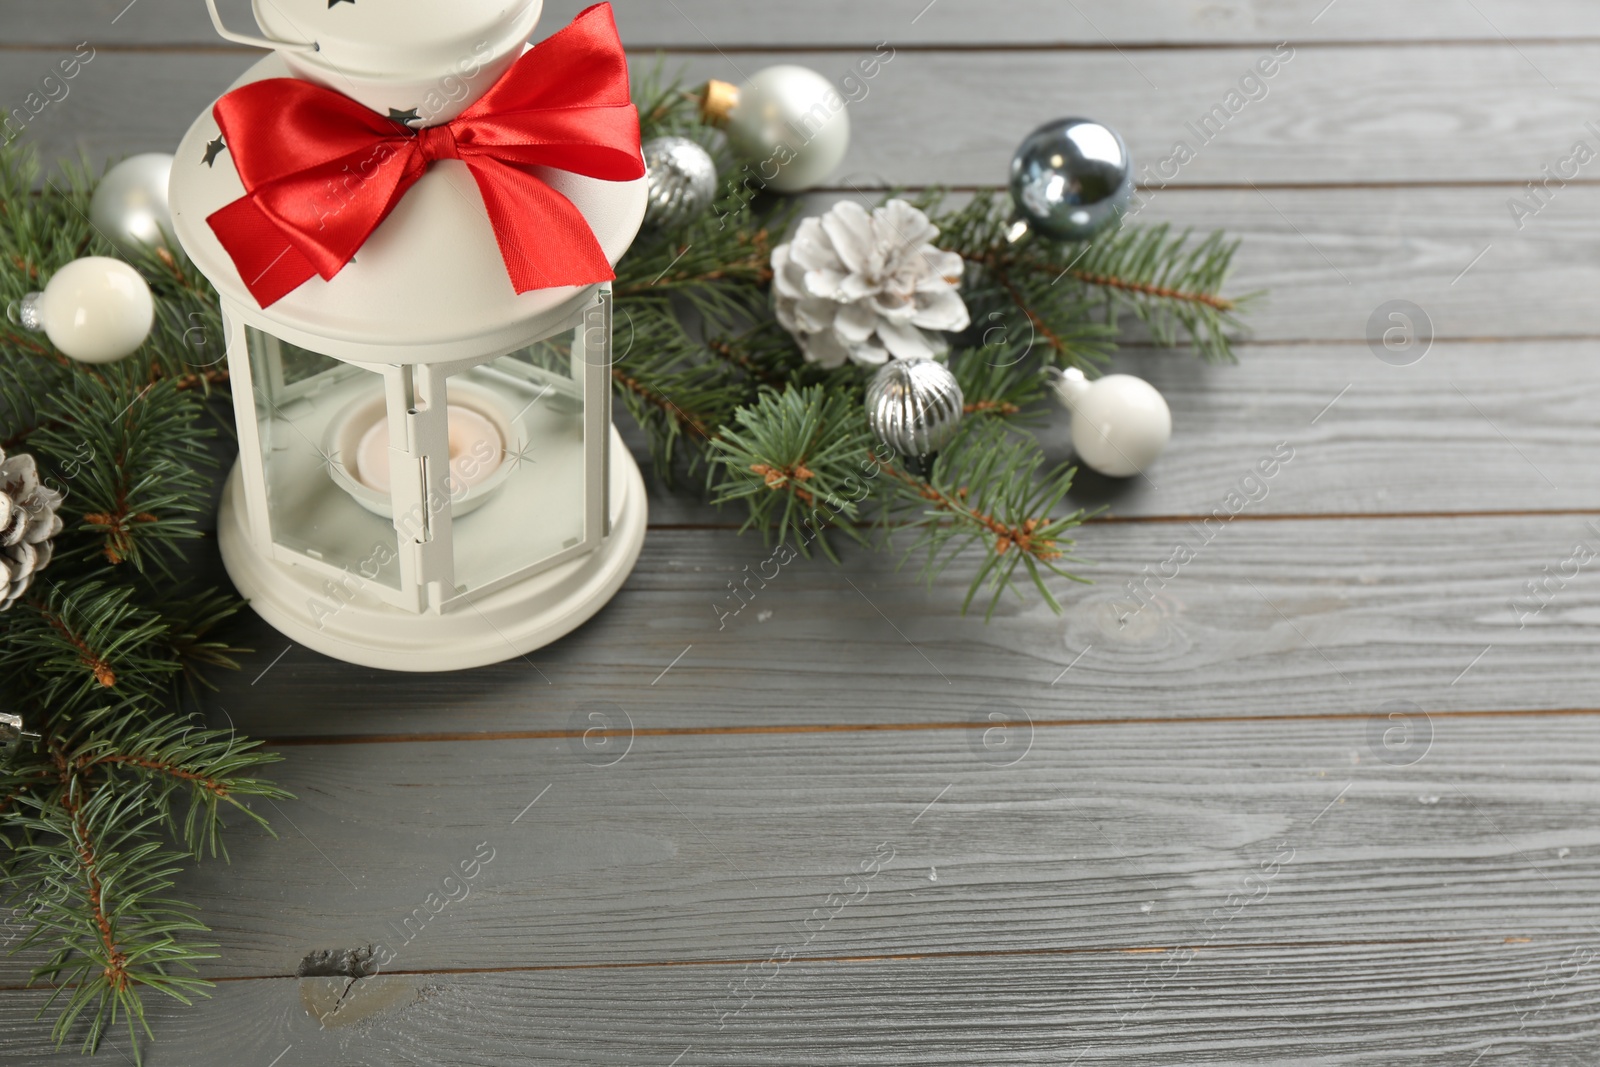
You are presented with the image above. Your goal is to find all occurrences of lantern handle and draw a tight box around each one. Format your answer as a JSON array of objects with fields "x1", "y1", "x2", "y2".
[{"x1": 203, "y1": 0, "x2": 319, "y2": 52}]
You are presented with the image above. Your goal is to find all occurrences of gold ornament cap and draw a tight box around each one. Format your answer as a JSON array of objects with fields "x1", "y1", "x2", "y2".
[{"x1": 698, "y1": 79, "x2": 741, "y2": 127}]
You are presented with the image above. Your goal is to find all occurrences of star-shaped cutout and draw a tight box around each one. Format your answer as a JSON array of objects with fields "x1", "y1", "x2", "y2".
[
  {"x1": 501, "y1": 439, "x2": 539, "y2": 474},
  {"x1": 329, "y1": 0, "x2": 355, "y2": 7},
  {"x1": 388, "y1": 107, "x2": 421, "y2": 129},
  {"x1": 202, "y1": 136, "x2": 226, "y2": 167},
  {"x1": 313, "y1": 443, "x2": 348, "y2": 480}
]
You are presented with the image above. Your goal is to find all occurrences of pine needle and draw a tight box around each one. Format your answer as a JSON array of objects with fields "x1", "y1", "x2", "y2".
[{"x1": 0, "y1": 140, "x2": 287, "y2": 1064}]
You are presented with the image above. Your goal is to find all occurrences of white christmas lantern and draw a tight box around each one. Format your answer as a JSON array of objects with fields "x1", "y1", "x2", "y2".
[{"x1": 170, "y1": 0, "x2": 650, "y2": 671}]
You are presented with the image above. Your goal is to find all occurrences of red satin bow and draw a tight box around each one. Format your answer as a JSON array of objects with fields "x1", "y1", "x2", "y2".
[{"x1": 207, "y1": 3, "x2": 643, "y2": 308}]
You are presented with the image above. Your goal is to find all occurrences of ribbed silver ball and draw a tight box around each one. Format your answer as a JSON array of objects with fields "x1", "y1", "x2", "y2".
[
  {"x1": 641, "y1": 136, "x2": 718, "y2": 230},
  {"x1": 866, "y1": 358, "x2": 965, "y2": 461}
]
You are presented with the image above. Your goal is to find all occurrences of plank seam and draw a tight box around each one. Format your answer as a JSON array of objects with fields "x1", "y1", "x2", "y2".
[
  {"x1": 257, "y1": 707, "x2": 1600, "y2": 748},
  {"x1": 0, "y1": 933, "x2": 1573, "y2": 992},
  {"x1": 643, "y1": 510, "x2": 1600, "y2": 534}
]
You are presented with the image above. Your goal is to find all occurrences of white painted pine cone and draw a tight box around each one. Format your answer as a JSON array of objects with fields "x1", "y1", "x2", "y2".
[
  {"x1": 0, "y1": 449, "x2": 64, "y2": 611},
  {"x1": 771, "y1": 198, "x2": 970, "y2": 367}
]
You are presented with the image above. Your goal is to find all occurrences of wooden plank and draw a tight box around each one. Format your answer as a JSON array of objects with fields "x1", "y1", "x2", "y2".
[
  {"x1": 16, "y1": 0, "x2": 1600, "y2": 48},
  {"x1": 1012, "y1": 185, "x2": 1600, "y2": 347},
  {"x1": 618, "y1": 325, "x2": 1600, "y2": 525},
  {"x1": 3, "y1": 8, "x2": 1589, "y2": 1067},
  {"x1": 196, "y1": 510, "x2": 1600, "y2": 738},
  {"x1": 1070, "y1": 340, "x2": 1600, "y2": 517},
  {"x1": 5, "y1": 937, "x2": 1599, "y2": 1064},
  {"x1": 0, "y1": 51, "x2": 250, "y2": 172},
  {"x1": 801, "y1": 182, "x2": 1600, "y2": 345},
  {"x1": 3, "y1": 45, "x2": 1599, "y2": 186},
  {"x1": 637, "y1": 45, "x2": 1600, "y2": 188},
  {"x1": 6, "y1": 713, "x2": 1596, "y2": 987}
]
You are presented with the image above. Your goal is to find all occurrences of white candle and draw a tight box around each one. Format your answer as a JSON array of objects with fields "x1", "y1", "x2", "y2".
[{"x1": 354, "y1": 404, "x2": 503, "y2": 494}]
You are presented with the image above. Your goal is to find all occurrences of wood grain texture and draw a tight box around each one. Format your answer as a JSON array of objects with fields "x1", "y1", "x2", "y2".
[
  {"x1": 803, "y1": 181, "x2": 1600, "y2": 345},
  {"x1": 193, "y1": 511, "x2": 1600, "y2": 738},
  {"x1": 1015, "y1": 185, "x2": 1600, "y2": 346},
  {"x1": 5, "y1": 938, "x2": 1600, "y2": 1065},
  {"x1": 15, "y1": 0, "x2": 1600, "y2": 47},
  {"x1": 2, "y1": 44, "x2": 1596, "y2": 186},
  {"x1": 6, "y1": 713, "x2": 1598, "y2": 988},
  {"x1": 622, "y1": 329, "x2": 1600, "y2": 530},
  {"x1": 628, "y1": 44, "x2": 1600, "y2": 188},
  {"x1": 3, "y1": 2, "x2": 1597, "y2": 1064}
]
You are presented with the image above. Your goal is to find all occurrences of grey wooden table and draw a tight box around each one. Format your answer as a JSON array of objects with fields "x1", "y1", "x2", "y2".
[{"x1": 6, "y1": 1, "x2": 1600, "y2": 1063}]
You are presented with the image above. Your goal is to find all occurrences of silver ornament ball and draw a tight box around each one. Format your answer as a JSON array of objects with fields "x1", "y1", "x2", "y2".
[
  {"x1": 89, "y1": 153, "x2": 177, "y2": 258},
  {"x1": 700, "y1": 66, "x2": 851, "y2": 194},
  {"x1": 866, "y1": 358, "x2": 965, "y2": 465},
  {"x1": 1009, "y1": 118, "x2": 1132, "y2": 242},
  {"x1": 1, "y1": 711, "x2": 39, "y2": 763},
  {"x1": 642, "y1": 136, "x2": 718, "y2": 230}
]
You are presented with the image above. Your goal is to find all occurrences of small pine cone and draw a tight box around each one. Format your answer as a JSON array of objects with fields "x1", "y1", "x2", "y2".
[
  {"x1": 0, "y1": 448, "x2": 64, "y2": 612},
  {"x1": 0, "y1": 496, "x2": 24, "y2": 547}
]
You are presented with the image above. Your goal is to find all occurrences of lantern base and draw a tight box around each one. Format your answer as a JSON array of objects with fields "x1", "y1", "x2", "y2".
[{"x1": 216, "y1": 430, "x2": 648, "y2": 672}]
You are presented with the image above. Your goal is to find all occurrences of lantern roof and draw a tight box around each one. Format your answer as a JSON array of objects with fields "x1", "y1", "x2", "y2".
[
  {"x1": 169, "y1": 50, "x2": 646, "y2": 364},
  {"x1": 252, "y1": 0, "x2": 543, "y2": 86}
]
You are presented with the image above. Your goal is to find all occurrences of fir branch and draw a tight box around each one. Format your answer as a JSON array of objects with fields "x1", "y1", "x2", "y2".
[
  {"x1": 613, "y1": 228, "x2": 776, "y2": 300},
  {"x1": 610, "y1": 342, "x2": 729, "y2": 474},
  {"x1": 948, "y1": 345, "x2": 1048, "y2": 422},
  {"x1": 604, "y1": 138, "x2": 781, "y2": 478},
  {"x1": 878, "y1": 420, "x2": 1092, "y2": 620},
  {"x1": 632, "y1": 59, "x2": 725, "y2": 147},
  {"x1": 0, "y1": 140, "x2": 282, "y2": 1064},
  {"x1": 93, "y1": 755, "x2": 231, "y2": 795},
  {"x1": 1029, "y1": 222, "x2": 1255, "y2": 363},
  {"x1": 73, "y1": 708, "x2": 288, "y2": 861},
  {"x1": 36, "y1": 601, "x2": 120, "y2": 690},
  {"x1": 0, "y1": 769, "x2": 51, "y2": 818},
  {"x1": 11, "y1": 583, "x2": 179, "y2": 714},
  {"x1": 979, "y1": 255, "x2": 1073, "y2": 358},
  {"x1": 705, "y1": 322, "x2": 809, "y2": 390},
  {"x1": 1070, "y1": 265, "x2": 1238, "y2": 310},
  {"x1": 10, "y1": 777, "x2": 215, "y2": 1058},
  {"x1": 931, "y1": 191, "x2": 1252, "y2": 364},
  {"x1": 931, "y1": 191, "x2": 1116, "y2": 370},
  {"x1": 706, "y1": 385, "x2": 876, "y2": 560},
  {"x1": 149, "y1": 589, "x2": 249, "y2": 683},
  {"x1": 29, "y1": 373, "x2": 213, "y2": 574},
  {"x1": 613, "y1": 368, "x2": 715, "y2": 440},
  {"x1": 705, "y1": 337, "x2": 785, "y2": 387}
]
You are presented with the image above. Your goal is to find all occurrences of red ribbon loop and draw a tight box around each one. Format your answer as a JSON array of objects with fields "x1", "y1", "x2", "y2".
[{"x1": 206, "y1": 3, "x2": 644, "y2": 308}]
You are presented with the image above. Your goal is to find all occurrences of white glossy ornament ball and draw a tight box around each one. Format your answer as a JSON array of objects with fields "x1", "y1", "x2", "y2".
[
  {"x1": 703, "y1": 65, "x2": 851, "y2": 194},
  {"x1": 26, "y1": 257, "x2": 154, "y2": 364},
  {"x1": 89, "y1": 153, "x2": 176, "y2": 258},
  {"x1": 1047, "y1": 367, "x2": 1171, "y2": 478}
]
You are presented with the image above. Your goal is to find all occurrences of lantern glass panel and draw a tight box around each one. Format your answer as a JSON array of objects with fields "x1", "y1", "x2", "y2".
[
  {"x1": 443, "y1": 330, "x2": 588, "y2": 598},
  {"x1": 245, "y1": 328, "x2": 403, "y2": 591}
]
